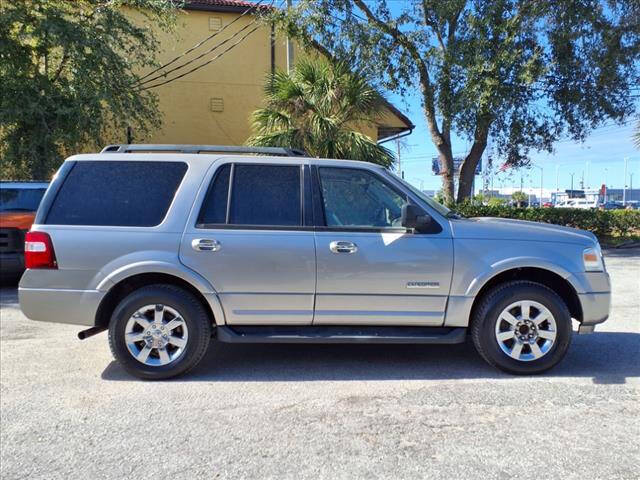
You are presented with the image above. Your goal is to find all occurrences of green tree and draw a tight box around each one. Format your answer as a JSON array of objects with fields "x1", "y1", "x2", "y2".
[
  {"x1": 0, "y1": 0, "x2": 178, "y2": 180},
  {"x1": 487, "y1": 196, "x2": 507, "y2": 207},
  {"x1": 247, "y1": 57, "x2": 394, "y2": 166},
  {"x1": 274, "y1": 0, "x2": 640, "y2": 203},
  {"x1": 511, "y1": 191, "x2": 527, "y2": 208}
]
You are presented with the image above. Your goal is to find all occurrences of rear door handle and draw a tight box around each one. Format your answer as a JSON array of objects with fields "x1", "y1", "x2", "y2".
[
  {"x1": 329, "y1": 241, "x2": 357, "y2": 254},
  {"x1": 192, "y1": 238, "x2": 221, "y2": 252}
]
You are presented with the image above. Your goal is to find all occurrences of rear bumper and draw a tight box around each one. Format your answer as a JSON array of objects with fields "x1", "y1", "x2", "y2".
[
  {"x1": 19, "y1": 287, "x2": 104, "y2": 326},
  {"x1": 0, "y1": 253, "x2": 24, "y2": 276}
]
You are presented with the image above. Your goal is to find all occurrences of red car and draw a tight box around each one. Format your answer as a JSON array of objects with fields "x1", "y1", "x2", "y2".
[{"x1": 0, "y1": 181, "x2": 49, "y2": 280}]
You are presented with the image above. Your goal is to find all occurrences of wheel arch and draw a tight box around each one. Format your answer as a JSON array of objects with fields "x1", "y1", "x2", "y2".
[
  {"x1": 469, "y1": 267, "x2": 583, "y2": 325},
  {"x1": 94, "y1": 272, "x2": 224, "y2": 328}
]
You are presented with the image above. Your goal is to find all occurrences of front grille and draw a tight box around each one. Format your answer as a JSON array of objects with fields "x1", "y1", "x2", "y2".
[{"x1": 0, "y1": 228, "x2": 25, "y2": 254}]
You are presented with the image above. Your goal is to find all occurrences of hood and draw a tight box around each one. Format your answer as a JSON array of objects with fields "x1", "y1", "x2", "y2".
[
  {"x1": 450, "y1": 217, "x2": 598, "y2": 246},
  {"x1": 0, "y1": 211, "x2": 36, "y2": 230}
]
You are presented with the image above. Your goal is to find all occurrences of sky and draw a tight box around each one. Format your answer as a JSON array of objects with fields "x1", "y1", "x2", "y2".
[
  {"x1": 386, "y1": 90, "x2": 640, "y2": 194},
  {"x1": 339, "y1": 1, "x2": 640, "y2": 195}
]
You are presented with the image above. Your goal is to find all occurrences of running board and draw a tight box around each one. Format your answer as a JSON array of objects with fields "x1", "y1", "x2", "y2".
[{"x1": 216, "y1": 325, "x2": 467, "y2": 344}]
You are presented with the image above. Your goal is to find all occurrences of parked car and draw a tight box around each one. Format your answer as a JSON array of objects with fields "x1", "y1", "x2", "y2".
[
  {"x1": 542, "y1": 202, "x2": 553, "y2": 208},
  {"x1": 0, "y1": 181, "x2": 49, "y2": 280},
  {"x1": 19, "y1": 145, "x2": 611, "y2": 379}
]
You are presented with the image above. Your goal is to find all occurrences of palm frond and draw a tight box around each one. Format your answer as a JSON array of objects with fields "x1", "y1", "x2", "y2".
[{"x1": 247, "y1": 56, "x2": 394, "y2": 166}]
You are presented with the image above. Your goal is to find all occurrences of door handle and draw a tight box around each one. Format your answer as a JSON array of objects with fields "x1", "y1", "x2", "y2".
[
  {"x1": 192, "y1": 238, "x2": 221, "y2": 252},
  {"x1": 330, "y1": 241, "x2": 358, "y2": 254}
]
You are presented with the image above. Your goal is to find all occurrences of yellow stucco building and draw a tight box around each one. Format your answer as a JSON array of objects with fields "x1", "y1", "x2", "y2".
[{"x1": 129, "y1": 0, "x2": 413, "y2": 146}]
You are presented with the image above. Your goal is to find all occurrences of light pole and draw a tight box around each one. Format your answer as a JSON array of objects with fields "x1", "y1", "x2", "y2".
[
  {"x1": 532, "y1": 165, "x2": 543, "y2": 205},
  {"x1": 555, "y1": 164, "x2": 560, "y2": 205},
  {"x1": 570, "y1": 172, "x2": 575, "y2": 196},
  {"x1": 623, "y1": 157, "x2": 629, "y2": 206},
  {"x1": 604, "y1": 168, "x2": 608, "y2": 201}
]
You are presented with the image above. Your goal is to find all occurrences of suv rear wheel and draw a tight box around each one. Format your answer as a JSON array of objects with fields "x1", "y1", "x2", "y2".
[
  {"x1": 108, "y1": 285, "x2": 211, "y2": 380},
  {"x1": 471, "y1": 281, "x2": 572, "y2": 375}
]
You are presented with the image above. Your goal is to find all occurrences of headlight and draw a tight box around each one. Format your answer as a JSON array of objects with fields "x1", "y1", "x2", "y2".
[{"x1": 583, "y1": 246, "x2": 604, "y2": 272}]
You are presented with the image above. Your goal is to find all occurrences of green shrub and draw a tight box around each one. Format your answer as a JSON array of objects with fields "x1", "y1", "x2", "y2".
[{"x1": 454, "y1": 205, "x2": 640, "y2": 239}]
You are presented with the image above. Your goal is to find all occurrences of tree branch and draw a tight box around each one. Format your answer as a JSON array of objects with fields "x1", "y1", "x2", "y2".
[{"x1": 351, "y1": 0, "x2": 445, "y2": 147}]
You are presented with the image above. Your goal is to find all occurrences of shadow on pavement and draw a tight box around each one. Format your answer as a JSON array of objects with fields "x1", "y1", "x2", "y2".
[
  {"x1": 603, "y1": 247, "x2": 640, "y2": 258},
  {"x1": 102, "y1": 331, "x2": 640, "y2": 384}
]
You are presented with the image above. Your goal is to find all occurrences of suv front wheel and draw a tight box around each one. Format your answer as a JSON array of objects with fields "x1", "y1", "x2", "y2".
[
  {"x1": 108, "y1": 285, "x2": 212, "y2": 380},
  {"x1": 471, "y1": 281, "x2": 572, "y2": 375}
]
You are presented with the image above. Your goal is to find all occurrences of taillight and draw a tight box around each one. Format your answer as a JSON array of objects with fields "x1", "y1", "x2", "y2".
[{"x1": 24, "y1": 231, "x2": 57, "y2": 269}]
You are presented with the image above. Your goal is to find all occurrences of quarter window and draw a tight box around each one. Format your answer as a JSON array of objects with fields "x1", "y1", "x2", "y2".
[
  {"x1": 197, "y1": 164, "x2": 230, "y2": 225},
  {"x1": 318, "y1": 167, "x2": 406, "y2": 228},
  {"x1": 45, "y1": 161, "x2": 187, "y2": 227}
]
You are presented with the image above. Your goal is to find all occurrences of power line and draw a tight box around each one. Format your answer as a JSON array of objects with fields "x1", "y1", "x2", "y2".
[
  {"x1": 135, "y1": 0, "x2": 268, "y2": 85},
  {"x1": 136, "y1": 16, "x2": 264, "y2": 88},
  {"x1": 140, "y1": 24, "x2": 262, "y2": 91}
]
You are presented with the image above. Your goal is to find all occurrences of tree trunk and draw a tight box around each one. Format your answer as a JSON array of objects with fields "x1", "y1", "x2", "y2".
[
  {"x1": 456, "y1": 120, "x2": 490, "y2": 203},
  {"x1": 456, "y1": 146, "x2": 484, "y2": 202},
  {"x1": 438, "y1": 150, "x2": 455, "y2": 204},
  {"x1": 421, "y1": 106, "x2": 455, "y2": 204}
]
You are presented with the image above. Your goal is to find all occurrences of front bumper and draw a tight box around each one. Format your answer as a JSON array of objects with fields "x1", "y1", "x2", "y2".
[
  {"x1": 577, "y1": 291, "x2": 611, "y2": 326},
  {"x1": 19, "y1": 287, "x2": 104, "y2": 326}
]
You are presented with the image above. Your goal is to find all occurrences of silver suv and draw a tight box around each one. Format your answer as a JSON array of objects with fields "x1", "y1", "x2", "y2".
[{"x1": 19, "y1": 145, "x2": 611, "y2": 379}]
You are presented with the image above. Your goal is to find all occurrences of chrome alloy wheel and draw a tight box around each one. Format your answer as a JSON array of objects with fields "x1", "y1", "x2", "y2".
[
  {"x1": 124, "y1": 304, "x2": 189, "y2": 366},
  {"x1": 494, "y1": 300, "x2": 557, "y2": 362}
]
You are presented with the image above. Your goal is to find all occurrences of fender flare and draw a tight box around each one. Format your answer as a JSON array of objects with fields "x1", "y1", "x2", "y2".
[
  {"x1": 463, "y1": 256, "x2": 581, "y2": 297},
  {"x1": 95, "y1": 260, "x2": 226, "y2": 325}
]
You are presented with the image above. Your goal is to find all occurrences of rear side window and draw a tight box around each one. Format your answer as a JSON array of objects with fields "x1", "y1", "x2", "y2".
[
  {"x1": 46, "y1": 161, "x2": 187, "y2": 226},
  {"x1": 197, "y1": 164, "x2": 301, "y2": 227},
  {"x1": 230, "y1": 165, "x2": 300, "y2": 226}
]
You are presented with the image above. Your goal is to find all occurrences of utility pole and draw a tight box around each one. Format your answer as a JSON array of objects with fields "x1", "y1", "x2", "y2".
[
  {"x1": 604, "y1": 168, "x2": 608, "y2": 202},
  {"x1": 623, "y1": 157, "x2": 629, "y2": 206},
  {"x1": 286, "y1": 0, "x2": 293, "y2": 73},
  {"x1": 395, "y1": 139, "x2": 402, "y2": 179}
]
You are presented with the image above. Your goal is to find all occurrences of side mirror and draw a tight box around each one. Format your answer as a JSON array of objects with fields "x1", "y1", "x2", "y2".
[{"x1": 401, "y1": 203, "x2": 432, "y2": 232}]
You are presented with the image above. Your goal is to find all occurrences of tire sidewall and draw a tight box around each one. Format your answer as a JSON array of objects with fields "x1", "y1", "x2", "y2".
[
  {"x1": 109, "y1": 286, "x2": 210, "y2": 379},
  {"x1": 476, "y1": 283, "x2": 572, "y2": 374}
]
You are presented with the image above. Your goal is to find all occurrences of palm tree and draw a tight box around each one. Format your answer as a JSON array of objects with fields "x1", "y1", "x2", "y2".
[
  {"x1": 247, "y1": 57, "x2": 394, "y2": 167},
  {"x1": 634, "y1": 119, "x2": 640, "y2": 148}
]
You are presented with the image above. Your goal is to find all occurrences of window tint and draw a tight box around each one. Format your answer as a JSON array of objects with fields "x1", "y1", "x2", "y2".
[
  {"x1": 318, "y1": 167, "x2": 406, "y2": 228},
  {"x1": 46, "y1": 161, "x2": 187, "y2": 226},
  {"x1": 198, "y1": 164, "x2": 230, "y2": 225},
  {"x1": 229, "y1": 165, "x2": 301, "y2": 226}
]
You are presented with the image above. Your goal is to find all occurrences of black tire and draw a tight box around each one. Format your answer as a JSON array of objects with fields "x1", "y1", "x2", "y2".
[
  {"x1": 108, "y1": 284, "x2": 212, "y2": 380},
  {"x1": 471, "y1": 281, "x2": 572, "y2": 375}
]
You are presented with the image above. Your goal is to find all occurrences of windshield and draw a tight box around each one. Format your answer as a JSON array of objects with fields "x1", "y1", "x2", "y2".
[
  {"x1": 0, "y1": 188, "x2": 47, "y2": 212},
  {"x1": 387, "y1": 173, "x2": 452, "y2": 217}
]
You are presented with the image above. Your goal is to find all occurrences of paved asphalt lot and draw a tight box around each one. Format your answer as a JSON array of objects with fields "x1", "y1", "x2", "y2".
[{"x1": 1, "y1": 250, "x2": 638, "y2": 480}]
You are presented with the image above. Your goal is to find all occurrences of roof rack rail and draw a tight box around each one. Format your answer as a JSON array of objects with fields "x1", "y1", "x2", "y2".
[{"x1": 100, "y1": 144, "x2": 308, "y2": 157}]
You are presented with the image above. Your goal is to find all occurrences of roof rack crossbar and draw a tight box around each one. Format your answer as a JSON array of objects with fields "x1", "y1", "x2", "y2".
[{"x1": 100, "y1": 144, "x2": 308, "y2": 157}]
